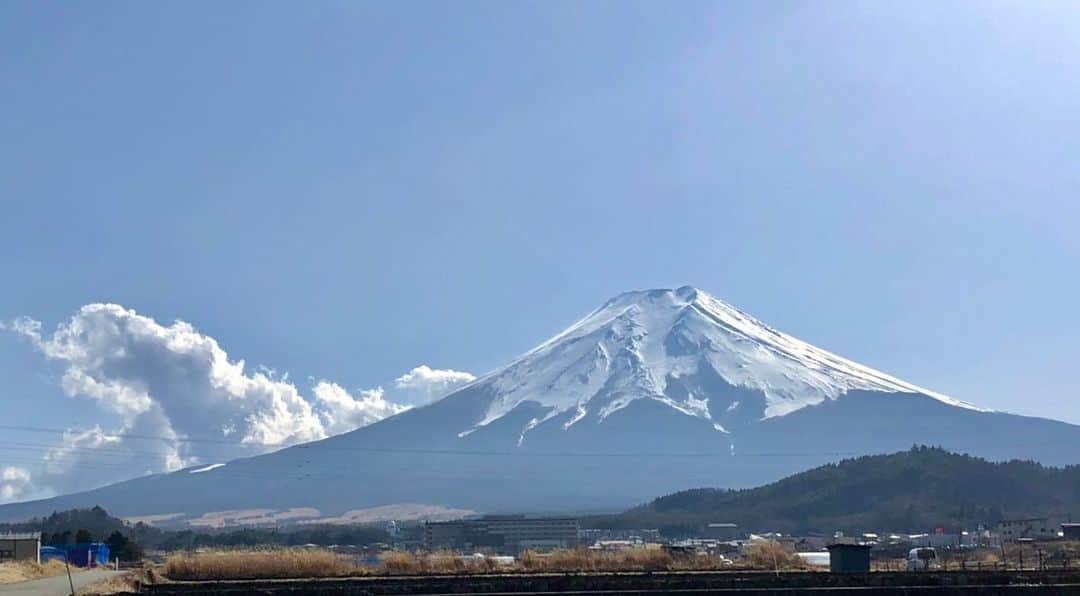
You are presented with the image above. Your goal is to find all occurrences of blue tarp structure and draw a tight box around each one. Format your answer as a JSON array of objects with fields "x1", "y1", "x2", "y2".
[
  {"x1": 39, "y1": 543, "x2": 110, "y2": 567},
  {"x1": 39, "y1": 546, "x2": 66, "y2": 562}
]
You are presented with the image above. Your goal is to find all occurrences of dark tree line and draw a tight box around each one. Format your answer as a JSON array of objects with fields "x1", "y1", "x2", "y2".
[
  {"x1": 1, "y1": 505, "x2": 391, "y2": 561},
  {"x1": 586, "y1": 446, "x2": 1080, "y2": 536}
]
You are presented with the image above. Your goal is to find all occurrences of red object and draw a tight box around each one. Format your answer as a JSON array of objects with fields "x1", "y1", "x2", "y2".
[{"x1": 934, "y1": 527, "x2": 944, "y2": 535}]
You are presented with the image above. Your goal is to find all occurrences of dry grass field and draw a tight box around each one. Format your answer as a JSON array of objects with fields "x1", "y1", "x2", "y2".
[
  {"x1": 380, "y1": 548, "x2": 681, "y2": 574},
  {"x1": 379, "y1": 550, "x2": 499, "y2": 574},
  {"x1": 163, "y1": 546, "x2": 770, "y2": 580},
  {"x1": 81, "y1": 571, "x2": 146, "y2": 595},
  {"x1": 0, "y1": 559, "x2": 72, "y2": 584},
  {"x1": 743, "y1": 542, "x2": 809, "y2": 571},
  {"x1": 518, "y1": 548, "x2": 675, "y2": 572},
  {"x1": 165, "y1": 549, "x2": 361, "y2": 580}
]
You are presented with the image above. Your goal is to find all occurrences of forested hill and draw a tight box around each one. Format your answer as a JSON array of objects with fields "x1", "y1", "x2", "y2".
[
  {"x1": 591, "y1": 447, "x2": 1080, "y2": 535},
  {"x1": 0, "y1": 506, "x2": 129, "y2": 542},
  {"x1": 0, "y1": 505, "x2": 390, "y2": 550}
]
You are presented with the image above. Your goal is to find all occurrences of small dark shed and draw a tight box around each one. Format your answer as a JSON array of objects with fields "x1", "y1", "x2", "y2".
[
  {"x1": 0, "y1": 533, "x2": 40, "y2": 563},
  {"x1": 827, "y1": 543, "x2": 871, "y2": 573},
  {"x1": 1064, "y1": 524, "x2": 1080, "y2": 540}
]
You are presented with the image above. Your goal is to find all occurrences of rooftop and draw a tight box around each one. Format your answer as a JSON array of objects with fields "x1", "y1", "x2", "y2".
[
  {"x1": 0, "y1": 532, "x2": 41, "y2": 540},
  {"x1": 827, "y1": 543, "x2": 872, "y2": 550}
]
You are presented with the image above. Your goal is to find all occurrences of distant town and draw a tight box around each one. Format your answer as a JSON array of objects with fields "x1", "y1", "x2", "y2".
[
  {"x1": 5, "y1": 510, "x2": 1078, "y2": 576},
  {"x1": 411, "y1": 514, "x2": 1080, "y2": 571}
]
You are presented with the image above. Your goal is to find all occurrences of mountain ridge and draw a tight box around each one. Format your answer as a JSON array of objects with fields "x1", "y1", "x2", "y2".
[
  {"x1": 1, "y1": 286, "x2": 1078, "y2": 525},
  {"x1": 590, "y1": 446, "x2": 1080, "y2": 535}
]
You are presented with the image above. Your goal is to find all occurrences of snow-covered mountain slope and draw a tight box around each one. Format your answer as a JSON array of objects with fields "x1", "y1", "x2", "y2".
[
  {"x1": 465, "y1": 286, "x2": 979, "y2": 440},
  {"x1": 3, "y1": 287, "x2": 1078, "y2": 524}
]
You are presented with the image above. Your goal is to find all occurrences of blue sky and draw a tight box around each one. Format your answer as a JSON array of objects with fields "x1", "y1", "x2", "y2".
[{"x1": 2, "y1": 1, "x2": 1079, "y2": 500}]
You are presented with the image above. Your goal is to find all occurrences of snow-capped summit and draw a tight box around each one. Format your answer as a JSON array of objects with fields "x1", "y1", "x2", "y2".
[{"x1": 463, "y1": 286, "x2": 979, "y2": 442}]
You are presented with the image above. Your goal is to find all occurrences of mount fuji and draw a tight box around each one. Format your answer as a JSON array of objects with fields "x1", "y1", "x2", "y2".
[{"x1": 3, "y1": 287, "x2": 1079, "y2": 524}]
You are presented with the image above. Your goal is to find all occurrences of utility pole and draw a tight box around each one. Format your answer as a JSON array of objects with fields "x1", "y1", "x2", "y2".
[{"x1": 64, "y1": 552, "x2": 76, "y2": 596}]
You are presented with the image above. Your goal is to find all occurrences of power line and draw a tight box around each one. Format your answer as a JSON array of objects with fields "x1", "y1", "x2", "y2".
[
  {"x1": 0, "y1": 440, "x2": 197, "y2": 458},
  {"x1": 0, "y1": 424, "x2": 865, "y2": 458},
  {"x1": 0, "y1": 424, "x2": 1069, "y2": 462},
  {"x1": 0, "y1": 439, "x2": 245, "y2": 459},
  {"x1": 0, "y1": 455, "x2": 160, "y2": 471},
  {"x1": 0, "y1": 425, "x2": 248, "y2": 447},
  {"x1": 0, "y1": 421, "x2": 799, "y2": 457}
]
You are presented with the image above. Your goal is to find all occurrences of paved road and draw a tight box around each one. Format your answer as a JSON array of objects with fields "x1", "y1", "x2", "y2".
[{"x1": 0, "y1": 569, "x2": 125, "y2": 595}]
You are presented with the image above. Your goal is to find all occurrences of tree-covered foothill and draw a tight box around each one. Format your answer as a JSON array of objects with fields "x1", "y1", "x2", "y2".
[
  {"x1": 586, "y1": 446, "x2": 1080, "y2": 536},
  {"x1": 0, "y1": 505, "x2": 392, "y2": 556}
]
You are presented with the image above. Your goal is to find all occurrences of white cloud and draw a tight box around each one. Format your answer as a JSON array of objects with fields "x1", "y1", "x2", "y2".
[
  {"x1": 0, "y1": 467, "x2": 33, "y2": 503},
  {"x1": 38, "y1": 416, "x2": 187, "y2": 496},
  {"x1": 4, "y1": 304, "x2": 474, "y2": 501},
  {"x1": 393, "y1": 365, "x2": 476, "y2": 406},
  {"x1": 312, "y1": 381, "x2": 409, "y2": 435},
  {"x1": 12, "y1": 305, "x2": 327, "y2": 450}
]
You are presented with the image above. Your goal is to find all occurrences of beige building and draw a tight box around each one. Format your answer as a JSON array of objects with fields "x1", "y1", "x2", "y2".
[
  {"x1": 996, "y1": 518, "x2": 1060, "y2": 541},
  {"x1": 0, "y1": 532, "x2": 40, "y2": 563},
  {"x1": 424, "y1": 515, "x2": 579, "y2": 553}
]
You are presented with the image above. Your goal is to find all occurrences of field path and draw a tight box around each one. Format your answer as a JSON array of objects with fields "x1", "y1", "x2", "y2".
[{"x1": 0, "y1": 569, "x2": 124, "y2": 595}]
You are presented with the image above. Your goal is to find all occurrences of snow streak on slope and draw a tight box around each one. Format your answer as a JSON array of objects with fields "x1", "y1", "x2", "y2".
[{"x1": 463, "y1": 286, "x2": 981, "y2": 438}]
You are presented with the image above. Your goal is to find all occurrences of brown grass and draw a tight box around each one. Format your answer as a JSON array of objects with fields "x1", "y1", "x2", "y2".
[
  {"x1": 743, "y1": 542, "x2": 808, "y2": 571},
  {"x1": 517, "y1": 548, "x2": 674, "y2": 572},
  {"x1": 1043, "y1": 540, "x2": 1080, "y2": 560},
  {"x1": 871, "y1": 558, "x2": 907, "y2": 572},
  {"x1": 0, "y1": 560, "x2": 72, "y2": 585},
  {"x1": 82, "y1": 571, "x2": 142, "y2": 595},
  {"x1": 164, "y1": 549, "x2": 362, "y2": 580},
  {"x1": 163, "y1": 543, "x2": 822, "y2": 580},
  {"x1": 427, "y1": 550, "x2": 499, "y2": 573},
  {"x1": 378, "y1": 550, "x2": 501, "y2": 574},
  {"x1": 673, "y1": 552, "x2": 737, "y2": 571},
  {"x1": 377, "y1": 550, "x2": 420, "y2": 574},
  {"x1": 377, "y1": 547, "x2": 735, "y2": 575}
]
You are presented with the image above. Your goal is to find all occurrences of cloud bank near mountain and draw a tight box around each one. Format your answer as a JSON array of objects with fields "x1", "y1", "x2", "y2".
[
  {"x1": 393, "y1": 365, "x2": 476, "y2": 406},
  {"x1": 2, "y1": 304, "x2": 472, "y2": 502}
]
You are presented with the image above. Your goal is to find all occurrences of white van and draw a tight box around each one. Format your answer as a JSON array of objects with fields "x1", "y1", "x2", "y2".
[{"x1": 907, "y1": 547, "x2": 938, "y2": 570}]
